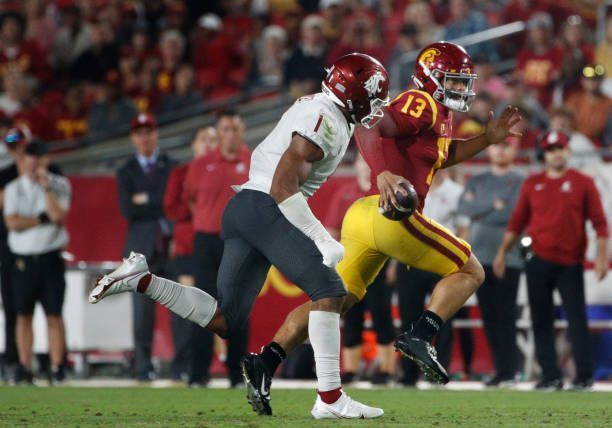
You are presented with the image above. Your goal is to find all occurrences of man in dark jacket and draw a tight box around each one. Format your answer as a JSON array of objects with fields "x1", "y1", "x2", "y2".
[{"x1": 117, "y1": 113, "x2": 176, "y2": 381}]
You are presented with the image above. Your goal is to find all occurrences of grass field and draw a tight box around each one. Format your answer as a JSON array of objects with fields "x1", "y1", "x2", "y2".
[{"x1": 1, "y1": 387, "x2": 611, "y2": 427}]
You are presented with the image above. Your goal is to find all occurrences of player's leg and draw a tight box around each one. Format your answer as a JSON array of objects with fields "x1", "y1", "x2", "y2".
[
  {"x1": 216, "y1": 236, "x2": 272, "y2": 413},
  {"x1": 375, "y1": 211, "x2": 483, "y2": 383},
  {"x1": 255, "y1": 196, "x2": 386, "y2": 375},
  {"x1": 89, "y1": 250, "x2": 224, "y2": 333},
  {"x1": 240, "y1": 192, "x2": 383, "y2": 419}
]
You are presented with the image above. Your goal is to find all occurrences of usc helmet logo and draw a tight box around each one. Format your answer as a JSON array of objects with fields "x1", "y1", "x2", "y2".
[{"x1": 419, "y1": 48, "x2": 440, "y2": 67}]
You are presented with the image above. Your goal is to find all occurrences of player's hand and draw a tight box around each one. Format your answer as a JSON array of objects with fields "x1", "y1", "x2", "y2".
[
  {"x1": 484, "y1": 106, "x2": 522, "y2": 145},
  {"x1": 492, "y1": 251, "x2": 506, "y2": 279},
  {"x1": 315, "y1": 237, "x2": 345, "y2": 268},
  {"x1": 595, "y1": 255, "x2": 608, "y2": 281},
  {"x1": 377, "y1": 171, "x2": 411, "y2": 213}
]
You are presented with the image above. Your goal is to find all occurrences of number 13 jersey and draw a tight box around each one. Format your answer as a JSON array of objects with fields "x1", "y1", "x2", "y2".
[{"x1": 371, "y1": 89, "x2": 453, "y2": 212}]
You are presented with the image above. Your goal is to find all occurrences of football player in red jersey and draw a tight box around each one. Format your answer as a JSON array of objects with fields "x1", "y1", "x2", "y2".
[{"x1": 248, "y1": 42, "x2": 522, "y2": 392}]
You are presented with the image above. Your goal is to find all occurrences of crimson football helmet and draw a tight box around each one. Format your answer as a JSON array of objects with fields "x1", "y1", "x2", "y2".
[
  {"x1": 412, "y1": 42, "x2": 477, "y2": 112},
  {"x1": 322, "y1": 53, "x2": 389, "y2": 128}
]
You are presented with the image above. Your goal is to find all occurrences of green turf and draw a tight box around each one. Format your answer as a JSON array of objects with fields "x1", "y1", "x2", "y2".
[{"x1": 0, "y1": 387, "x2": 610, "y2": 427}]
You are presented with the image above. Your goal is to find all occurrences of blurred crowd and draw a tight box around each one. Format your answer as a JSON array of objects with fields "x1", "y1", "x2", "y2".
[{"x1": 0, "y1": 0, "x2": 606, "y2": 155}]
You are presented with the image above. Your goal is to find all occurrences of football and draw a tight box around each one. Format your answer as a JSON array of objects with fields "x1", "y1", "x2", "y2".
[{"x1": 381, "y1": 182, "x2": 419, "y2": 221}]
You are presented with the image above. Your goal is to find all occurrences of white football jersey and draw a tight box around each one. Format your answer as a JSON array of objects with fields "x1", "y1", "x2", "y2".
[{"x1": 241, "y1": 93, "x2": 354, "y2": 197}]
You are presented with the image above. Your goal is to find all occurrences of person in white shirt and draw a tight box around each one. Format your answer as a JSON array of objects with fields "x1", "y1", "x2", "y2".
[
  {"x1": 3, "y1": 141, "x2": 71, "y2": 384},
  {"x1": 90, "y1": 53, "x2": 390, "y2": 419}
]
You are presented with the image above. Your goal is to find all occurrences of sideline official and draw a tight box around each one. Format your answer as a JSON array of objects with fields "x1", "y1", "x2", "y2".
[
  {"x1": 494, "y1": 130, "x2": 609, "y2": 390},
  {"x1": 4, "y1": 141, "x2": 71, "y2": 384},
  {"x1": 183, "y1": 109, "x2": 250, "y2": 387}
]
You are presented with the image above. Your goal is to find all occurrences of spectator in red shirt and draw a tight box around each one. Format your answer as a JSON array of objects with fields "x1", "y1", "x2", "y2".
[
  {"x1": 183, "y1": 109, "x2": 251, "y2": 387},
  {"x1": 324, "y1": 154, "x2": 396, "y2": 385},
  {"x1": 515, "y1": 13, "x2": 565, "y2": 108},
  {"x1": 130, "y1": 67, "x2": 161, "y2": 113},
  {"x1": 163, "y1": 125, "x2": 218, "y2": 382},
  {"x1": 50, "y1": 84, "x2": 88, "y2": 142},
  {"x1": 494, "y1": 130, "x2": 609, "y2": 391},
  {"x1": 24, "y1": 0, "x2": 57, "y2": 58},
  {"x1": 0, "y1": 11, "x2": 50, "y2": 83},
  {"x1": 191, "y1": 14, "x2": 245, "y2": 97}
]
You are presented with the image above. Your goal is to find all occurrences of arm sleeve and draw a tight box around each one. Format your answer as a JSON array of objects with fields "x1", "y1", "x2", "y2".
[
  {"x1": 456, "y1": 176, "x2": 494, "y2": 219},
  {"x1": 585, "y1": 177, "x2": 609, "y2": 238},
  {"x1": 164, "y1": 166, "x2": 192, "y2": 222},
  {"x1": 506, "y1": 181, "x2": 531, "y2": 234}
]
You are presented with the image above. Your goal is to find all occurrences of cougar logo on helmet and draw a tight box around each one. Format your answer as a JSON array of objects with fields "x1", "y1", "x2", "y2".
[
  {"x1": 322, "y1": 53, "x2": 390, "y2": 129},
  {"x1": 364, "y1": 71, "x2": 385, "y2": 97}
]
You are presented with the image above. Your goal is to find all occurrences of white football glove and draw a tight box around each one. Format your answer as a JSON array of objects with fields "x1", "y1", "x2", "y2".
[{"x1": 315, "y1": 237, "x2": 345, "y2": 268}]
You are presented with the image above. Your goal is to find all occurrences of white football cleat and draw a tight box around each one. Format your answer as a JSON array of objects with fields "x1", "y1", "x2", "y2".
[
  {"x1": 311, "y1": 391, "x2": 384, "y2": 419},
  {"x1": 89, "y1": 252, "x2": 149, "y2": 304}
]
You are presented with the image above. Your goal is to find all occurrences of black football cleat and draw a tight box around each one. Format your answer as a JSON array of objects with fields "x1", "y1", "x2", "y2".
[
  {"x1": 241, "y1": 353, "x2": 272, "y2": 416},
  {"x1": 394, "y1": 333, "x2": 449, "y2": 384}
]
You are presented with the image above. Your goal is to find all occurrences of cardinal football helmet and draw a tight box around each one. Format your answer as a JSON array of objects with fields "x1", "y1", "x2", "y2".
[
  {"x1": 322, "y1": 53, "x2": 389, "y2": 128},
  {"x1": 412, "y1": 42, "x2": 477, "y2": 112}
]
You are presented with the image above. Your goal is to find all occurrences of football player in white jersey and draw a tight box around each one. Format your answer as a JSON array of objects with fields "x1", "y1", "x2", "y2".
[{"x1": 89, "y1": 53, "x2": 390, "y2": 419}]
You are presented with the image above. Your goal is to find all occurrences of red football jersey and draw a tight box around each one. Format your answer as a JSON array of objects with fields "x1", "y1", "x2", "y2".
[{"x1": 365, "y1": 89, "x2": 453, "y2": 212}]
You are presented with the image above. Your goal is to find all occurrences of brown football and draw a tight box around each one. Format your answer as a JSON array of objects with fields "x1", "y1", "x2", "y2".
[{"x1": 381, "y1": 182, "x2": 419, "y2": 221}]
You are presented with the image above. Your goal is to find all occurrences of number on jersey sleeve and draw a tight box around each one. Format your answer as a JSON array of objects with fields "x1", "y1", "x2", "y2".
[
  {"x1": 385, "y1": 90, "x2": 437, "y2": 137},
  {"x1": 292, "y1": 107, "x2": 340, "y2": 159}
]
